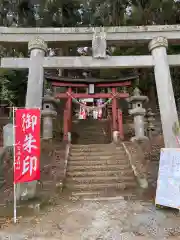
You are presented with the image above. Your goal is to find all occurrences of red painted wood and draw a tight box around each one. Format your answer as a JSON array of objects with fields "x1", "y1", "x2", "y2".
[
  {"x1": 52, "y1": 82, "x2": 88, "y2": 87},
  {"x1": 96, "y1": 82, "x2": 131, "y2": 87},
  {"x1": 118, "y1": 109, "x2": 124, "y2": 140},
  {"x1": 107, "y1": 114, "x2": 113, "y2": 142},
  {"x1": 63, "y1": 109, "x2": 68, "y2": 141},
  {"x1": 67, "y1": 87, "x2": 72, "y2": 132},
  {"x1": 55, "y1": 93, "x2": 129, "y2": 99},
  {"x1": 112, "y1": 88, "x2": 117, "y2": 131},
  {"x1": 51, "y1": 81, "x2": 131, "y2": 87}
]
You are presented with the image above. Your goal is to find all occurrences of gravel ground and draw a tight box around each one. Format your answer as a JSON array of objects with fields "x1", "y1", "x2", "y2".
[{"x1": 1, "y1": 197, "x2": 180, "y2": 240}]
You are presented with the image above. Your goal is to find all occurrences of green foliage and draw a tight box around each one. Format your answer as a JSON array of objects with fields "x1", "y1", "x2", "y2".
[
  {"x1": 0, "y1": 68, "x2": 27, "y2": 106},
  {"x1": 0, "y1": 44, "x2": 27, "y2": 107},
  {"x1": 0, "y1": 0, "x2": 180, "y2": 106}
]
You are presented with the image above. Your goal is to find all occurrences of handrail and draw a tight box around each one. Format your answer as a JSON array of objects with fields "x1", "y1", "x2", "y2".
[
  {"x1": 122, "y1": 142, "x2": 148, "y2": 189},
  {"x1": 57, "y1": 107, "x2": 71, "y2": 188},
  {"x1": 62, "y1": 143, "x2": 70, "y2": 187},
  {"x1": 62, "y1": 107, "x2": 71, "y2": 186}
]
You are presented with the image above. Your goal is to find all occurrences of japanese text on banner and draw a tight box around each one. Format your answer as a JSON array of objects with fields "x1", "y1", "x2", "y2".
[{"x1": 14, "y1": 108, "x2": 41, "y2": 183}]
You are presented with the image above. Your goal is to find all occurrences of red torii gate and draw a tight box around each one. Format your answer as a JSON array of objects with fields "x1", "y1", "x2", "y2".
[{"x1": 51, "y1": 80, "x2": 131, "y2": 141}]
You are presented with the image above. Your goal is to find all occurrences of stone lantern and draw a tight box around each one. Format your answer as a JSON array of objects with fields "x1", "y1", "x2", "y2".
[
  {"x1": 41, "y1": 89, "x2": 58, "y2": 139},
  {"x1": 146, "y1": 108, "x2": 155, "y2": 139},
  {"x1": 129, "y1": 87, "x2": 149, "y2": 141}
]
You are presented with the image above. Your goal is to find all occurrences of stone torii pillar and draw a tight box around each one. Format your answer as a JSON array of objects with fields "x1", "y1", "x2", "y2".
[
  {"x1": 17, "y1": 37, "x2": 47, "y2": 201},
  {"x1": 26, "y1": 37, "x2": 47, "y2": 107},
  {"x1": 149, "y1": 37, "x2": 179, "y2": 148}
]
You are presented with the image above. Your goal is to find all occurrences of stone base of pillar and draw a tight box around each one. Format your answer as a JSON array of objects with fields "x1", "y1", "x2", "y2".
[
  {"x1": 130, "y1": 135, "x2": 149, "y2": 142},
  {"x1": 113, "y1": 131, "x2": 119, "y2": 143},
  {"x1": 16, "y1": 181, "x2": 37, "y2": 201},
  {"x1": 42, "y1": 136, "x2": 53, "y2": 140},
  {"x1": 68, "y1": 132, "x2": 71, "y2": 143},
  {"x1": 20, "y1": 37, "x2": 47, "y2": 201}
]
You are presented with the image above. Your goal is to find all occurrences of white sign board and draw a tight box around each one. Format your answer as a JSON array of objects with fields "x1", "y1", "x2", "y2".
[
  {"x1": 155, "y1": 148, "x2": 180, "y2": 209},
  {"x1": 81, "y1": 98, "x2": 94, "y2": 103}
]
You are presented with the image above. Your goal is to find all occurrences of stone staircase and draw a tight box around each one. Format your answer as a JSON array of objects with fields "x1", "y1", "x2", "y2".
[
  {"x1": 71, "y1": 119, "x2": 110, "y2": 144},
  {"x1": 65, "y1": 143, "x2": 138, "y2": 198}
]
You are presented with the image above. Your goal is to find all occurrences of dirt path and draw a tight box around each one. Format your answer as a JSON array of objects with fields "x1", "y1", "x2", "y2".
[{"x1": 1, "y1": 197, "x2": 180, "y2": 240}]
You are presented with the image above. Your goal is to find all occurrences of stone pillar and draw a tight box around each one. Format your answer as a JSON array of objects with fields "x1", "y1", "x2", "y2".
[
  {"x1": 129, "y1": 88, "x2": 149, "y2": 142},
  {"x1": 42, "y1": 89, "x2": 58, "y2": 139},
  {"x1": 146, "y1": 108, "x2": 155, "y2": 139},
  {"x1": 17, "y1": 37, "x2": 47, "y2": 201},
  {"x1": 26, "y1": 37, "x2": 47, "y2": 107},
  {"x1": 149, "y1": 37, "x2": 179, "y2": 148}
]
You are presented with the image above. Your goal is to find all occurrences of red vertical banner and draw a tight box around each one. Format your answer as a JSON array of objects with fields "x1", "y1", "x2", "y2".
[{"x1": 14, "y1": 108, "x2": 41, "y2": 183}]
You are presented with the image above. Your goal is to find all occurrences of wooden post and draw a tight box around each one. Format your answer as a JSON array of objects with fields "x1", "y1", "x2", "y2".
[
  {"x1": 63, "y1": 109, "x2": 68, "y2": 141},
  {"x1": 67, "y1": 87, "x2": 72, "y2": 133},
  {"x1": 118, "y1": 109, "x2": 124, "y2": 140},
  {"x1": 112, "y1": 87, "x2": 117, "y2": 131}
]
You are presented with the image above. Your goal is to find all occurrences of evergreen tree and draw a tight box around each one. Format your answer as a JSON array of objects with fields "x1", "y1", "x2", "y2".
[{"x1": 0, "y1": 0, "x2": 180, "y2": 108}]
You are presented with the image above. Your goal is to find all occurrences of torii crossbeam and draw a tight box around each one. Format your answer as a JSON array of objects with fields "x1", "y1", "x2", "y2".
[{"x1": 1, "y1": 55, "x2": 180, "y2": 69}]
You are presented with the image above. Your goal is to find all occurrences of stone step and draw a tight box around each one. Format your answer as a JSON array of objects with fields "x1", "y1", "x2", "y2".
[
  {"x1": 76, "y1": 136, "x2": 106, "y2": 140},
  {"x1": 73, "y1": 127, "x2": 106, "y2": 130},
  {"x1": 68, "y1": 158, "x2": 129, "y2": 166},
  {"x1": 70, "y1": 148, "x2": 123, "y2": 153},
  {"x1": 68, "y1": 154, "x2": 127, "y2": 161},
  {"x1": 75, "y1": 139, "x2": 107, "y2": 143},
  {"x1": 75, "y1": 133, "x2": 106, "y2": 136},
  {"x1": 74, "y1": 134, "x2": 107, "y2": 137},
  {"x1": 70, "y1": 149, "x2": 125, "y2": 155},
  {"x1": 76, "y1": 141, "x2": 108, "y2": 144},
  {"x1": 74, "y1": 135, "x2": 106, "y2": 138},
  {"x1": 72, "y1": 128, "x2": 106, "y2": 131},
  {"x1": 73, "y1": 126, "x2": 108, "y2": 129},
  {"x1": 68, "y1": 164, "x2": 131, "y2": 172},
  {"x1": 67, "y1": 169, "x2": 133, "y2": 177},
  {"x1": 72, "y1": 131, "x2": 104, "y2": 135},
  {"x1": 69, "y1": 149, "x2": 125, "y2": 156},
  {"x1": 74, "y1": 122, "x2": 108, "y2": 125},
  {"x1": 66, "y1": 175, "x2": 135, "y2": 184},
  {"x1": 66, "y1": 181, "x2": 137, "y2": 191},
  {"x1": 74, "y1": 129, "x2": 108, "y2": 132},
  {"x1": 71, "y1": 189, "x2": 138, "y2": 199},
  {"x1": 76, "y1": 140, "x2": 108, "y2": 143},
  {"x1": 73, "y1": 127, "x2": 107, "y2": 130},
  {"x1": 71, "y1": 144, "x2": 122, "y2": 150},
  {"x1": 73, "y1": 119, "x2": 108, "y2": 122},
  {"x1": 71, "y1": 143, "x2": 113, "y2": 148},
  {"x1": 70, "y1": 144, "x2": 119, "y2": 151},
  {"x1": 74, "y1": 128, "x2": 105, "y2": 131}
]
